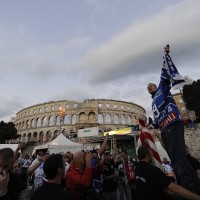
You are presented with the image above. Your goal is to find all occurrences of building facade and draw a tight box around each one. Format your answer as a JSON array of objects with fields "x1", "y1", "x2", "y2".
[{"x1": 13, "y1": 99, "x2": 146, "y2": 142}]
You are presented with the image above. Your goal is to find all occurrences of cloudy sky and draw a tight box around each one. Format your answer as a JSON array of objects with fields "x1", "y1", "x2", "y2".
[{"x1": 0, "y1": 0, "x2": 200, "y2": 122}]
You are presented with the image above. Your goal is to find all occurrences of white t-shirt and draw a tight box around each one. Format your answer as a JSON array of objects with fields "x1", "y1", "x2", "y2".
[{"x1": 29, "y1": 158, "x2": 45, "y2": 190}]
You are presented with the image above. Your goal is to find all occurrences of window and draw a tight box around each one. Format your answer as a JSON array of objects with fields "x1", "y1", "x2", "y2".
[
  {"x1": 72, "y1": 115, "x2": 76, "y2": 124},
  {"x1": 114, "y1": 115, "x2": 119, "y2": 124},
  {"x1": 122, "y1": 115, "x2": 125, "y2": 124},
  {"x1": 42, "y1": 117, "x2": 47, "y2": 127},
  {"x1": 106, "y1": 114, "x2": 111, "y2": 124},
  {"x1": 36, "y1": 118, "x2": 40, "y2": 127},
  {"x1": 128, "y1": 115, "x2": 131, "y2": 125},
  {"x1": 64, "y1": 115, "x2": 69, "y2": 124},
  {"x1": 49, "y1": 116, "x2": 54, "y2": 126},
  {"x1": 98, "y1": 114, "x2": 103, "y2": 124},
  {"x1": 56, "y1": 115, "x2": 60, "y2": 125}
]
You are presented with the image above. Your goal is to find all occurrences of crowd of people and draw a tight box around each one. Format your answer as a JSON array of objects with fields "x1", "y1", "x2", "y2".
[
  {"x1": 0, "y1": 135, "x2": 139, "y2": 200},
  {"x1": 0, "y1": 135, "x2": 200, "y2": 200}
]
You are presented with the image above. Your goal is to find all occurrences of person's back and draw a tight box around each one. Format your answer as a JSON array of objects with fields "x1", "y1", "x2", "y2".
[
  {"x1": 135, "y1": 146, "x2": 200, "y2": 200},
  {"x1": 135, "y1": 147, "x2": 172, "y2": 200},
  {"x1": 31, "y1": 154, "x2": 74, "y2": 200},
  {"x1": 31, "y1": 182, "x2": 73, "y2": 200}
]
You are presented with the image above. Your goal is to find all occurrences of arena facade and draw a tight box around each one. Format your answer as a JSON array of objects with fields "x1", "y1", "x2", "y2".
[{"x1": 13, "y1": 99, "x2": 146, "y2": 142}]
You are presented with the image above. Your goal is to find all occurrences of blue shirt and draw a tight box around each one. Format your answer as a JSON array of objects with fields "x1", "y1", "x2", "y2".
[{"x1": 151, "y1": 79, "x2": 182, "y2": 131}]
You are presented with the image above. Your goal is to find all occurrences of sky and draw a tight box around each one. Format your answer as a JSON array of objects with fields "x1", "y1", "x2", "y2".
[{"x1": 0, "y1": 0, "x2": 200, "y2": 122}]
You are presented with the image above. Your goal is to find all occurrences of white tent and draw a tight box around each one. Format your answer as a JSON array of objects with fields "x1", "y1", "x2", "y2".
[
  {"x1": 0, "y1": 144, "x2": 18, "y2": 151},
  {"x1": 32, "y1": 134, "x2": 82, "y2": 155}
]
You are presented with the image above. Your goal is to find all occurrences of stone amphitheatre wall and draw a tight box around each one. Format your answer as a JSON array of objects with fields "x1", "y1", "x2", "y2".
[
  {"x1": 13, "y1": 99, "x2": 146, "y2": 142},
  {"x1": 184, "y1": 124, "x2": 200, "y2": 161},
  {"x1": 154, "y1": 124, "x2": 200, "y2": 161}
]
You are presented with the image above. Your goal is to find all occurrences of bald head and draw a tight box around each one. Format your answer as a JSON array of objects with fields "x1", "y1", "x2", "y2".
[
  {"x1": 73, "y1": 151, "x2": 84, "y2": 161},
  {"x1": 73, "y1": 151, "x2": 86, "y2": 169}
]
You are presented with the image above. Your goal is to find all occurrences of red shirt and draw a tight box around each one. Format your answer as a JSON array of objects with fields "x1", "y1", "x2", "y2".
[{"x1": 66, "y1": 165, "x2": 92, "y2": 199}]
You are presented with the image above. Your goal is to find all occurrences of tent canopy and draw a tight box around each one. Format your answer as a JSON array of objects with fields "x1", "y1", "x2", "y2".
[
  {"x1": 0, "y1": 144, "x2": 18, "y2": 151},
  {"x1": 33, "y1": 134, "x2": 82, "y2": 155}
]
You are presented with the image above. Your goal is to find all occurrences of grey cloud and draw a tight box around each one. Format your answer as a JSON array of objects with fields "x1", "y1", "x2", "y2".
[
  {"x1": 0, "y1": 97, "x2": 25, "y2": 122},
  {"x1": 0, "y1": 33, "x2": 92, "y2": 80},
  {"x1": 81, "y1": 0, "x2": 200, "y2": 85}
]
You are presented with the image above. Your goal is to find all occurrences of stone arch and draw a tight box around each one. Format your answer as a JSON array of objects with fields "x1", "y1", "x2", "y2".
[
  {"x1": 36, "y1": 118, "x2": 40, "y2": 127},
  {"x1": 64, "y1": 115, "x2": 69, "y2": 124},
  {"x1": 133, "y1": 115, "x2": 136, "y2": 123},
  {"x1": 106, "y1": 114, "x2": 111, "y2": 124},
  {"x1": 54, "y1": 130, "x2": 59, "y2": 138},
  {"x1": 26, "y1": 120, "x2": 30, "y2": 129},
  {"x1": 39, "y1": 131, "x2": 44, "y2": 142},
  {"x1": 31, "y1": 119, "x2": 34, "y2": 128},
  {"x1": 128, "y1": 115, "x2": 131, "y2": 125},
  {"x1": 42, "y1": 116, "x2": 47, "y2": 127},
  {"x1": 19, "y1": 122, "x2": 21, "y2": 130},
  {"x1": 72, "y1": 114, "x2": 76, "y2": 124},
  {"x1": 49, "y1": 116, "x2": 54, "y2": 126},
  {"x1": 33, "y1": 132, "x2": 37, "y2": 142},
  {"x1": 62, "y1": 129, "x2": 67, "y2": 136},
  {"x1": 79, "y1": 112, "x2": 85, "y2": 123},
  {"x1": 121, "y1": 114, "x2": 126, "y2": 124},
  {"x1": 114, "y1": 114, "x2": 119, "y2": 124},
  {"x1": 98, "y1": 114, "x2": 103, "y2": 124},
  {"x1": 56, "y1": 115, "x2": 60, "y2": 125},
  {"x1": 27, "y1": 133, "x2": 31, "y2": 141},
  {"x1": 88, "y1": 112, "x2": 95, "y2": 122},
  {"x1": 46, "y1": 130, "x2": 51, "y2": 141}
]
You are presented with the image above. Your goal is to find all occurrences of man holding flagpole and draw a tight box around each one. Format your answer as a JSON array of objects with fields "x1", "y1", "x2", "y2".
[{"x1": 147, "y1": 44, "x2": 200, "y2": 194}]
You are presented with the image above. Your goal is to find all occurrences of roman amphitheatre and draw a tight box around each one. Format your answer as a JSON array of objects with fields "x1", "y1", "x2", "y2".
[{"x1": 13, "y1": 98, "x2": 146, "y2": 142}]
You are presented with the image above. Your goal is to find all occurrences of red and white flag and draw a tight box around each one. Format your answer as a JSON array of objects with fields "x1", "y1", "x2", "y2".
[{"x1": 137, "y1": 116, "x2": 163, "y2": 170}]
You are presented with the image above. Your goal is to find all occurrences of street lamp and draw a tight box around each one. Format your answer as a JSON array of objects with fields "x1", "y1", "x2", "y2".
[{"x1": 59, "y1": 106, "x2": 66, "y2": 135}]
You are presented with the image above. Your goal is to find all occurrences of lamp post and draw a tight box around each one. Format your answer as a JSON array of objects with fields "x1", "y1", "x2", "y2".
[{"x1": 59, "y1": 106, "x2": 66, "y2": 135}]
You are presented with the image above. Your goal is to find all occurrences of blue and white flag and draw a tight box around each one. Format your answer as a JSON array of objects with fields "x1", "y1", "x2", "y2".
[{"x1": 162, "y1": 44, "x2": 187, "y2": 89}]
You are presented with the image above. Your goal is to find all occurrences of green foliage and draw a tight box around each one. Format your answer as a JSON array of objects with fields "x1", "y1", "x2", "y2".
[
  {"x1": 183, "y1": 79, "x2": 200, "y2": 121},
  {"x1": 0, "y1": 121, "x2": 18, "y2": 143}
]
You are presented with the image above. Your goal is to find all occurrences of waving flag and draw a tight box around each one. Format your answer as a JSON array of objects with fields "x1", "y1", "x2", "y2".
[
  {"x1": 162, "y1": 44, "x2": 192, "y2": 89},
  {"x1": 137, "y1": 116, "x2": 163, "y2": 170}
]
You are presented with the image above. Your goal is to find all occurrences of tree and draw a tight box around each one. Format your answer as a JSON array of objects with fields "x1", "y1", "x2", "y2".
[
  {"x1": 0, "y1": 121, "x2": 18, "y2": 143},
  {"x1": 183, "y1": 79, "x2": 200, "y2": 122}
]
